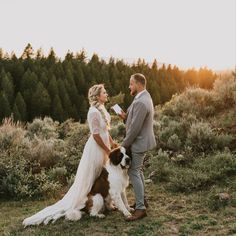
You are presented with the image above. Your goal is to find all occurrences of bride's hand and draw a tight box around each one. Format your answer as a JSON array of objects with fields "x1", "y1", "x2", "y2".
[
  {"x1": 105, "y1": 148, "x2": 111, "y2": 156},
  {"x1": 111, "y1": 142, "x2": 119, "y2": 149}
]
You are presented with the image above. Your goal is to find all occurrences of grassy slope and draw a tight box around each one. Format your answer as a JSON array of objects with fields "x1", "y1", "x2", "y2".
[
  {"x1": 1, "y1": 180, "x2": 236, "y2": 236},
  {"x1": 1, "y1": 78, "x2": 236, "y2": 236}
]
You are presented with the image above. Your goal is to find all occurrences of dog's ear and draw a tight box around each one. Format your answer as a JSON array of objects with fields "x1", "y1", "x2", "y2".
[{"x1": 109, "y1": 148, "x2": 123, "y2": 165}]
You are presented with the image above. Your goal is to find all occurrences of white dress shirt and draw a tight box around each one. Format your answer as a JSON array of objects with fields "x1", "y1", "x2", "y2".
[{"x1": 135, "y1": 89, "x2": 146, "y2": 100}]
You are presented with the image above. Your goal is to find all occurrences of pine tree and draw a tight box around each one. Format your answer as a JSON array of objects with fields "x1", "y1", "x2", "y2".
[
  {"x1": 12, "y1": 103, "x2": 21, "y2": 121},
  {"x1": 39, "y1": 70, "x2": 49, "y2": 87},
  {"x1": 65, "y1": 71, "x2": 80, "y2": 110},
  {"x1": 75, "y1": 49, "x2": 87, "y2": 62},
  {"x1": 74, "y1": 65, "x2": 86, "y2": 94},
  {"x1": 151, "y1": 59, "x2": 158, "y2": 71},
  {"x1": 31, "y1": 82, "x2": 51, "y2": 119},
  {"x1": 10, "y1": 61, "x2": 25, "y2": 91},
  {"x1": 0, "y1": 73, "x2": 14, "y2": 105},
  {"x1": 78, "y1": 96, "x2": 88, "y2": 123},
  {"x1": 36, "y1": 47, "x2": 44, "y2": 60},
  {"x1": 57, "y1": 79, "x2": 71, "y2": 120},
  {"x1": 46, "y1": 48, "x2": 57, "y2": 67},
  {"x1": 70, "y1": 104, "x2": 80, "y2": 121},
  {"x1": 65, "y1": 51, "x2": 74, "y2": 61},
  {"x1": 20, "y1": 70, "x2": 38, "y2": 119},
  {"x1": 14, "y1": 92, "x2": 27, "y2": 121},
  {"x1": 47, "y1": 75, "x2": 58, "y2": 99},
  {"x1": 51, "y1": 95, "x2": 64, "y2": 122},
  {"x1": 0, "y1": 92, "x2": 11, "y2": 121},
  {"x1": 198, "y1": 67, "x2": 216, "y2": 89},
  {"x1": 21, "y1": 43, "x2": 34, "y2": 59}
]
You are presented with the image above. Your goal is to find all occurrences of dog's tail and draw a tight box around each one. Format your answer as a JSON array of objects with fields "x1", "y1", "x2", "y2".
[{"x1": 65, "y1": 209, "x2": 82, "y2": 221}]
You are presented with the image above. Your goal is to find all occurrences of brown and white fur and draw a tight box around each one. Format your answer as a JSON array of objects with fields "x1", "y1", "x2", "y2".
[{"x1": 66, "y1": 147, "x2": 133, "y2": 220}]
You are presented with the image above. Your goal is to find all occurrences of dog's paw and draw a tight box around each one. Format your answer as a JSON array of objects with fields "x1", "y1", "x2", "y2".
[
  {"x1": 106, "y1": 204, "x2": 117, "y2": 211},
  {"x1": 123, "y1": 211, "x2": 132, "y2": 217},
  {"x1": 90, "y1": 213, "x2": 106, "y2": 218},
  {"x1": 97, "y1": 214, "x2": 105, "y2": 218},
  {"x1": 110, "y1": 206, "x2": 118, "y2": 211}
]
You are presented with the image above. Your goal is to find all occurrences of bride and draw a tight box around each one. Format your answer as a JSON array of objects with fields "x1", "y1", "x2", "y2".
[{"x1": 23, "y1": 84, "x2": 117, "y2": 226}]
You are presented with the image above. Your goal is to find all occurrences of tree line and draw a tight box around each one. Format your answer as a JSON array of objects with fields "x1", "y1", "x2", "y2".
[{"x1": 0, "y1": 43, "x2": 217, "y2": 123}]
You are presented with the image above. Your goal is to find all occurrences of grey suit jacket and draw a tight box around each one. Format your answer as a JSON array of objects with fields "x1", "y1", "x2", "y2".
[{"x1": 122, "y1": 90, "x2": 156, "y2": 153}]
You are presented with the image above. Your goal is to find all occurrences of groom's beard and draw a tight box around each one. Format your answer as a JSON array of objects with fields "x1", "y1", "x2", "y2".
[{"x1": 130, "y1": 90, "x2": 137, "y2": 96}]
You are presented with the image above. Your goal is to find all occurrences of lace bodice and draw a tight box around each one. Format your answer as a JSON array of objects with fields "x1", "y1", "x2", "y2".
[{"x1": 87, "y1": 106, "x2": 111, "y2": 135}]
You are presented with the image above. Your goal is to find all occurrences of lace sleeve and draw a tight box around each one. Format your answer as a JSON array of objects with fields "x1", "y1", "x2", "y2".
[{"x1": 88, "y1": 111, "x2": 101, "y2": 134}]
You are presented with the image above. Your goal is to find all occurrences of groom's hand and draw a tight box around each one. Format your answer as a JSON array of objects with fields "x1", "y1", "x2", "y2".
[{"x1": 119, "y1": 110, "x2": 127, "y2": 120}]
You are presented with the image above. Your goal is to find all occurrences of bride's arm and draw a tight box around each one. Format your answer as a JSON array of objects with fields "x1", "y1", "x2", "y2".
[
  {"x1": 93, "y1": 134, "x2": 111, "y2": 156},
  {"x1": 109, "y1": 135, "x2": 119, "y2": 149},
  {"x1": 90, "y1": 110, "x2": 111, "y2": 155}
]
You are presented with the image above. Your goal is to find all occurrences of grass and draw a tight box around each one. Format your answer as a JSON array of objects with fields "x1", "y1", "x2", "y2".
[{"x1": 1, "y1": 181, "x2": 236, "y2": 236}]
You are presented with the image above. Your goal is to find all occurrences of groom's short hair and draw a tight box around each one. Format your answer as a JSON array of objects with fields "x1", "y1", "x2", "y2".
[{"x1": 132, "y1": 73, "x2": 146, "y2": 86}]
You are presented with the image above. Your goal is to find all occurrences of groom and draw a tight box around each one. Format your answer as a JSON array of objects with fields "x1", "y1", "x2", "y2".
[{"x1": 120, "y1": 73, "x2": 156, "y2": 221}]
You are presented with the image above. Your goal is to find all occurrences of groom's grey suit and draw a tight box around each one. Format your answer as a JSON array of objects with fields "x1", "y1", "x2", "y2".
[{"x1": 122, "y1": 90, "x2": 156, "y2": 210}]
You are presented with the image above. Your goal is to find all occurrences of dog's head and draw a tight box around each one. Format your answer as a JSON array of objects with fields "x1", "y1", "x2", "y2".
[{"x1": 109, "y1": 147, "x2": 131, "y2": 169}]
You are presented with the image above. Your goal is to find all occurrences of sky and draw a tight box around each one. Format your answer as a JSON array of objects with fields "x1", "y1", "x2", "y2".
[{"x1": 0, "y1": 0, "x2": 235, "y2": 70}]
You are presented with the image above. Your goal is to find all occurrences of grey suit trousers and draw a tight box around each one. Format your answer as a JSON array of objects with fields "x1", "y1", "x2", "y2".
[{"x1": 128, "y1": 151, "x2": 146, "y2": 210}]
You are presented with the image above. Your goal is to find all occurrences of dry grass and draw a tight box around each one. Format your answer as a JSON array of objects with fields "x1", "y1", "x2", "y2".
[{"x1": 1, "y1": 181, "x2": 236, "y2": 236}]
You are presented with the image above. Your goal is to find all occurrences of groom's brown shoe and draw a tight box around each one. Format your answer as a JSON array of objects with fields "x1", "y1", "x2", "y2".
[{"x1": 125, "y1": 209, "x2": 147, "y2": 221}]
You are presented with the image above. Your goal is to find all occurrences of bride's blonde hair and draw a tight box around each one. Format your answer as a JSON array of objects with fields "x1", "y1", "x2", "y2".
[{"x1": 88, "y1": 84, "x2": 110, "y2": 129}]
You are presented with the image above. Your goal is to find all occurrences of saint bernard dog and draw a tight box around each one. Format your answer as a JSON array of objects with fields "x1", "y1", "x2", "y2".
[{"x1": 66, "y1": 146, "x2": 133, "y2": 220}]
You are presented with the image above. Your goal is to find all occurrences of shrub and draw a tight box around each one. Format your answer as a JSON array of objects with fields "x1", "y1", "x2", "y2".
[
  {"x1": 167, "y1": 168, "x2": 210, "y2": 192},
  {"x1": 148, "y1": 148, "x2": 236, "y2": 193},
  {"x1": 0, "y1": 117, "x2": 88, "y2": 199},
  {"x1": 162, "y1": 87, "x2": 215, "y2": 118},
  {"x1": 206, "y1": 190, "x2": 232, "y2": 211},
  {"x1": 186, "y1": 122, "x2": 233, "y2": 153},
  {"x1": 0, "y1": 149, "x2": 61, "y2": 199},
  {"x1": 58, "y1": 118, "x2": 82, "y2": 139},
  {"x1": 48, "y1": 166, "x2": 68, "y2": 185},
  {"x1": 213, "y1": 73, "x2": 236, "y2": 109},
  {"x1": 149, "y1": 149, "x2": 173, "y2": 182},
  {"x1": 61, "y1": 123, "x2": 89, "y2": 176},
  {"x1": 167, "y1": 134, "x2": 182, "y2": 151},
  {"x1": 166, "y1": 151, "x2": 236, "y2": 193},
  {"x1": 193, "y1": 151, "x2": 236, "y2": 180},
  {"x1": 29, "y1": 138, "x2": 64, "y2": 168},
  {"x1": 161, "y1": 74, "x2": 236, "y2": 119},
  {"x1": 0, "y1": 118, "x2": 26, "y2": 150},
  {"x1": 110, "y1": 122, "x2": 125, "y2": 142},
  {"x1": 158, "y1": 119, "x2": 186, "y2": 149},
  {"x1": 26, "y1": 117, "x2": 59, "y2": 140}
]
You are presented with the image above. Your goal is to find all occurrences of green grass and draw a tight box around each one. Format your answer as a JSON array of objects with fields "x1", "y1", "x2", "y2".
[{"x1": 1, "y1": 182, "x2": 236, "y2": 236}]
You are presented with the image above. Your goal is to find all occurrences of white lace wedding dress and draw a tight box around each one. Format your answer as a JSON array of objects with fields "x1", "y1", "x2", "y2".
[{"x1": 23, "y1": 106, "x2": 111, "y2": 226}]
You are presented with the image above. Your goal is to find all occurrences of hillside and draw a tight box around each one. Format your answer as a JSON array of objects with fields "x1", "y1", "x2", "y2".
[{"x1": 0, "y1": 72, "x2": 235, "y2": 235}]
